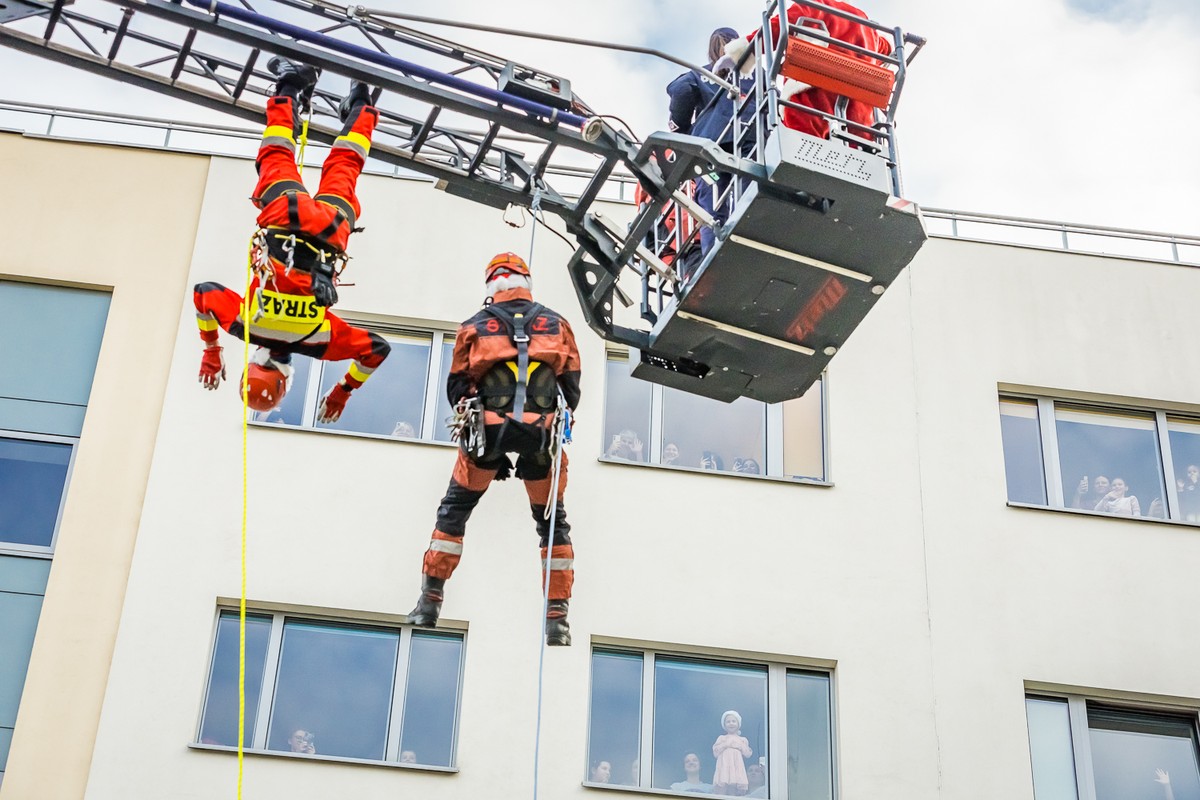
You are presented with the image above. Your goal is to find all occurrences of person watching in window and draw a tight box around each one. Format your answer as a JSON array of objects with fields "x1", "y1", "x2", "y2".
[
  {"x1": 590, "y1": 759, "x2": 613, "y2": 784},
  {"x1": 712, "y1": 710, "x2": 752, "y2": 796},
  {"x1": 670, "y1": 752, "x2": 714, "y2": 794},
  {"x1": 1071, "y1": 474, "x2": 1110, "y2": 510},
  {"x1": 287, "y1": 729, "x2": 316, "y2": 755},
  {"x1": 745, "y1": 762, "x2": 767, "y2": 798},
  {"x1": 1094, "y1": 477, "x2": 1141, "y2": 517},
  {"x1": 662, "y1": 442, "x2": 681, "y2": 466},
  {"x1": 607, "y1": 429, "x2": 645, "y2": 462},
  {"x1": 700, "y1": 451, "x2": 725, "y2": 471},
  {"x1": 733, "y1": 458, "x2": 761, "y2": 475},
  {"x1": 1154, "y1": 768, "x2": 1176, "y2": 800},
  {"x1": 399, "y1": 750, "x2": 418, "y2": 764}
]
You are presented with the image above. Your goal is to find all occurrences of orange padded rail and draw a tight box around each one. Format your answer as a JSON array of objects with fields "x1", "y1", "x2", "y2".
[{"x1": 782, "y1": 38, "x2": 895, "y2": 109}]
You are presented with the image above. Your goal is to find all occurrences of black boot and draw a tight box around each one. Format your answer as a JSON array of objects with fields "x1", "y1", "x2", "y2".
[
  {"x1": 267, "y1": 56, "x2": 319, "y2": 129},
  {"x1": 545, "y1": 599, "x2": 571, "y2": 647},
  {"x1": 338, "y1": 80, "x2": 372, "y2": 123},
  {"x1": 408, "y1": 575, "x2": 445, "y2": 628}
]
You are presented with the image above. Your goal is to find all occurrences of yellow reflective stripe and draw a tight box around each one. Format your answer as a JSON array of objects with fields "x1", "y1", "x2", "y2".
[
  {"x1": 505, "y1": 360, "x2": 543, "y2": 378},
  {"x1": 334, "y1": 130, "x2": 371, "y2": 155},
  {"x1": 348, "y1": 362, "x2": 372, "y2": 384},
  {"x1": 263, "y1": 125, "x2": 295, "y2": 143},
  {"x1": 196, "y1": 317, "x2": 219, "y2": 332}
]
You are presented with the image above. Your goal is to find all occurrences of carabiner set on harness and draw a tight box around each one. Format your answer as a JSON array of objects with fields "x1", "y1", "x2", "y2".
[{"x1": 449, "y1": 396, "x2": 486, "y2": 459}]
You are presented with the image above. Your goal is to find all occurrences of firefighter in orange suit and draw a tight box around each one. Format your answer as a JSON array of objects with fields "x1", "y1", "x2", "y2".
[
  {"x1": 719, "y1": 0, "x2": 892, "y2": 141},
  {"x1": 194, "y1": 57, "x2": 389, "y2": 420},
  {"x1": 409, "y1": 253, "x2": 582, "y2": 646}
]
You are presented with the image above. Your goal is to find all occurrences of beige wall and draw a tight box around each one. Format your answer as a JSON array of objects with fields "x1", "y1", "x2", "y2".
[
  {"x1": 5, "y1": 133, "x2": 1200, "y2": 800},
  {"x1": 0, "y1": 133, "x2": 209, "y2": 800}
]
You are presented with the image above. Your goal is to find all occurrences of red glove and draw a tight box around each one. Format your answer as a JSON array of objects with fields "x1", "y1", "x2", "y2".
[
  {"x1": 317, "y1": 382, "x2": 353, "y2": 423},
  {"x1": 199, "y1": 345, "x2": 226, "y2": 390}
]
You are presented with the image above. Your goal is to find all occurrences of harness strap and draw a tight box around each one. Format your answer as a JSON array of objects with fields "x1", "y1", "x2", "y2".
[
  {"x1": 257, "y1": 179, "x2": 306, "y2": 207},
  {"x1": 314, "y1": 193, "x2": 357, "y2": 230},
  {"x1": 483, "y1": 302, "x2": 545, "y2": 421}
]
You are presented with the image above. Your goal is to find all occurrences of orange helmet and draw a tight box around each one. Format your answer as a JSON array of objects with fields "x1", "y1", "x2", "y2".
[
  {"x1": 485, "y1": 252, "x2": 531, "y2": 282},
  {"x1": 241, "y1": 362, "x2": 289, "y2": 412}
]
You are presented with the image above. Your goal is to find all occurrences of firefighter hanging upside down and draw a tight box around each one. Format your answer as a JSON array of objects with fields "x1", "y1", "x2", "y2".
[
  {"x1": 194, "y1": 57, "x2": 389, "y2": 420},
  {"x1": 409, "y1": 253, "x2": 582, "y2": 646}
]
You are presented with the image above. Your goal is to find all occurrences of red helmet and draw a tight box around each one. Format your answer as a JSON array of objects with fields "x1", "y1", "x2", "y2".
[
  {"x1": 485, "y1": 252, "x2": 531, "y2": 282},
  {"x1": 241, "y1": 362, "x2": 289, "y2": 412}
]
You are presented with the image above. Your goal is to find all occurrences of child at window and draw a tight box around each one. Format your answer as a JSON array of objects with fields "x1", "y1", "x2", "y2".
[{"x1": 712, "y1": 710, "x2": 752, "y2": 795}]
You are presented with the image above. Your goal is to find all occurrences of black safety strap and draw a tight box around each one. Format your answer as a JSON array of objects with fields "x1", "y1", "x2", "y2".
[
  {"x1": 256, "y1": 179, "x2": 306, "y2": 207},
  {"x1": 314, "y1": 193, "x2": 357, "y2": 230},
  {"x1": 483, "y1": 302, "x2": 544, "y2": 419}
]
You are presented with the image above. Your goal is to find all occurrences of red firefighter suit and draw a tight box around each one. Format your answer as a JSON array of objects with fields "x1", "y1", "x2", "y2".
[
  {"x1": 725, "y1": 0, "x2": 892, "y2": 140},
  {"x1": 194, "y1": 93, "x2": 390, "y2": 414},
  {"x1": 419, "y1": 279, "x2": 582, "y2": 618}
]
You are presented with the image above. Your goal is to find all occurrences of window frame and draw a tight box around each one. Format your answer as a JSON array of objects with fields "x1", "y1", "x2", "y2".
[
  {"x1": 1002, "y1": 392, "x2": 1200, "y2": 525},
  {"x1": 599, "y1": 351, "x2": 831, "y2": 485},
  {"x1": 0, "y1": 428, "x2": 78, "y2": 558},
  {"x1": 249, "y1": 320, "x2": 458, "y2": 447},
  {"x1": 1026, "y1": 691, "x2": 1200, "y2": 800},
  {"x1": 193, "y1": 606, "x2": 466, "y2": 771},
  {"x1": 585, "y1": 643, "x2": 838, "y2": 799}
]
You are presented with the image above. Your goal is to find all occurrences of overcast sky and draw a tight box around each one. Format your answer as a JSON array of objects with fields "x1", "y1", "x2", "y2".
[{"x1": 2, "y1": 0, "x2": 1197, "y2": 233}]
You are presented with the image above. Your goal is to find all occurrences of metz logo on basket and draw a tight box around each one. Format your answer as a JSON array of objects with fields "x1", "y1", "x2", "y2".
[
  {"x1": 786, "y1": 276, "x2": 847, "y2": 343},
  {"x1": 253, "y1": 290, "x2": 324, "y2": 323}
]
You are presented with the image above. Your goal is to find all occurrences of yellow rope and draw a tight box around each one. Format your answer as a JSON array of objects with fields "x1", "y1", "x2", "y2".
[{"x1": 238, "y1": 236, "x2": 254, "y2": 800}]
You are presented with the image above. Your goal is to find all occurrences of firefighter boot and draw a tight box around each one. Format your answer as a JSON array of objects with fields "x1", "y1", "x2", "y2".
[
  {"x1": 408, "y1": 575, "x2": 446, "y2": 628},
  {"x1": 545, "y1": 599, "x2": 571, "y2": 647},
  {"x1": 339, "y1": 80, "x2": 372, "y2": 123},
  {"x1": 267, "y1": 56, "x2": 319, "y2": 130}
]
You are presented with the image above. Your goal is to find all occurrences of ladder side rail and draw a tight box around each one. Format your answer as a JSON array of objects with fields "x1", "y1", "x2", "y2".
[{"x1": 174, "y1": 0, "x2": 590, "y2": 129}]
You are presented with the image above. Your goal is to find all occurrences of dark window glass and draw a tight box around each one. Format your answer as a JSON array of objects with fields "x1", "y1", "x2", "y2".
[
  {"x1": 399, "y1": 631, "x2": 463, "y2": 767},
  {"x1": 252, "y1": 356, "x2": 312, "y2": 426},
  {"x1": 587, "y1": 650, "x2": 643, "y2": 786},
  {"x1": 0, "y1": 438, "x2": 72, "y2": 548},
  {"x1": 662, "y1": 389, "x2": 765, "y2": 475},
  {"x1": 1088, "y1": 706, "x2": 1200, "y2": 800},
  {"x1": 1025, "y1": 696, "x2": 1079, "y2": 800},
  {"x1": 785, "y1": 671, "x2": 832, "y2": 800},
  {"x1": 316, "y1": 334, "x2": 431, "y2": 437},
  {"x1": 604, "y1": 358, "x2": 652, "y2": 463},
  {"x1": 268, "y1": 620, "x2": 398, "y2": 760},
  {"x1": 999, "y1": 399, "x2": 1047, "y2": 505},
  {"x1": 652, "y1": 658, "x2": 767, "y2": 794},
  {"x1": 198, "y1": 612, "x2": 272, "y2": 747},
  {"x1": 1167, "y1": 418, "x2": 1200, "y2": 522},
  {"x1": 1055, "y1": 407, "x2": 1165, "y2": 518}
]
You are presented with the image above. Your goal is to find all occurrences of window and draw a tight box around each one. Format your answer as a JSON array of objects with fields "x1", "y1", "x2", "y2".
[
  {"x1": 602, "y1": 354, "x2": 826, "y2": 481},
  {"x1": 1000, "y1": 394, "x2": 1200, "y2": 523},
  {"x1": 587, "y1": 647, "x2": 834, "y2": 799},
  {"x1": 251, "y1": 326, "x2": 457, "y2": 443},
  {"x1": 0, "y1": 281, "x2": 108, "y2": 784},
  {"x1": 1026, "y1": 694, "x2": 1200, "y2": 800},
  {"x1": 197, "y1": 609, "x2": 464, "y2": 768}
]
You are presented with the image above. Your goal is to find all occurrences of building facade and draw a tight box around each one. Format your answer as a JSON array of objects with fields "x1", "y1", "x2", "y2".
[{"x1": 1, "y1": 121, "x2": 1199, "y2": 800}]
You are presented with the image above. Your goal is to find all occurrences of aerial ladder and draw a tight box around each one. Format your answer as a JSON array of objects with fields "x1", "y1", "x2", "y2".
[{"x1": 0, "y1": 0, "x2": 926, "y2": 403}]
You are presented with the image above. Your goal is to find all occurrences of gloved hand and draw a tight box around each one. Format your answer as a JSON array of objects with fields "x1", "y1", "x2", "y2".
[
  {"x1": 310, "y1": 261, "x2": 338, "y2": 307},
  {"x1": 712, "y1": 54, "x2": 737, "y2": 79},
  {"x1": 199, "y1": 345, "x2": 226, "y2": 389},
  {"x1": 317, "y1": 382, "x2": 353, "y2": 423}
]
